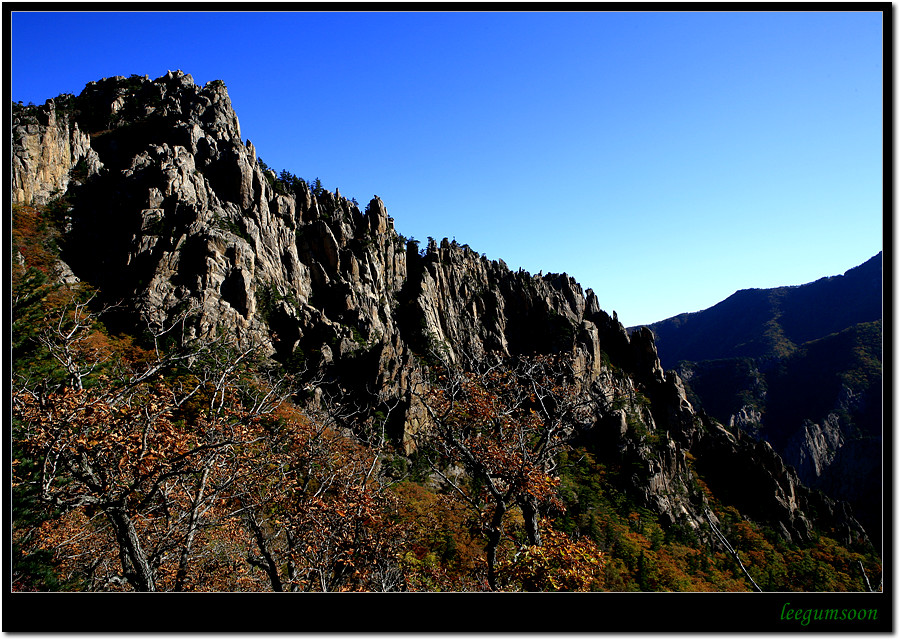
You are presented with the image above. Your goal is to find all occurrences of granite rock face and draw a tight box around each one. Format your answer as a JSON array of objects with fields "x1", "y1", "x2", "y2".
[
  {"x1": 12, "y1": 96, "x2": 102, "y2": 205},
  {"x1": 12, "y1": 71, "x2": 871, "y2": 548}
]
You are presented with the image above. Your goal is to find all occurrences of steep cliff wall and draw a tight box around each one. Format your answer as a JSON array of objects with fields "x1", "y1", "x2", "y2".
[
  {"x1": 11, "y1": 71, "x2": 872, "y2": 549},
  {"x1": 12, "y1": 96, "x2": 102, "y2": 205}
]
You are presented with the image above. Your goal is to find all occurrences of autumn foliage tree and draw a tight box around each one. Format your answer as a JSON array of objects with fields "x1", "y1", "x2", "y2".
[
  {"x1": 413, "y1": 350, "x2": 603, "y2": 590},
  {"x1": 227, "y1": 398, "x2": 410, "y2": 592},
  {"x1": 498, "y1": 518, "x2": 605, "y2": 591},
  {"x1": 10, "y1": 276, "x2": 410, "y2": 591},
  {"x1": 14, "y1": 289, "x2": 274, "y2": 590}
]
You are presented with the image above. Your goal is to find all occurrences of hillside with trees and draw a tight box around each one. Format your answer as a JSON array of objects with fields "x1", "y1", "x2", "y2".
[
  {"x1": 9, "y1": 72, "x2": 883, "y2": 606},
  {"x1": 644, "y1": 253, "x2": 882, "y2": 368},
  {"x1": 640, "y1": 255, "x2": 883, "y2": 549}
]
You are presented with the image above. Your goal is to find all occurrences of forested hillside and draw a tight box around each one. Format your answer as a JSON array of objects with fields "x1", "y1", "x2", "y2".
[
  {"x1": 645, "y1": 253, "x2": 882, "y2": 368},
  {"x1": 641, "y1": 256, "x2": 883, "y2": 549}
]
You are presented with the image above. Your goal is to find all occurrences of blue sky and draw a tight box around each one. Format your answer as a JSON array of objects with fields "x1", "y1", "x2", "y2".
[{"x1": 10, "y1": 10, "x2": 884, "y2": 327}]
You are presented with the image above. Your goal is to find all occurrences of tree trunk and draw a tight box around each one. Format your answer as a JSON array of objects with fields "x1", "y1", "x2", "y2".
[
  {"x1": 107, "y1": 506, "x2": 156, "y2": 592},
  {"x1": 519, "y1": 495, "x2": 542, "y2": 547},
  {"x1": 247, "y1": 513, "x2": 283, "y2": 591},
  {"x1": 485, "y1": 502, "x2": 506, "y2": 591},
  {"x1": 173, "y1": 465, "x2": 211, "y2": 592}
]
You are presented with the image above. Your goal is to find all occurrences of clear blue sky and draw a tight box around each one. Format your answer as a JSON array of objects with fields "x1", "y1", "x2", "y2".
[{"x1": 10, "y1": 10, "x2": 884, "y2": 327}]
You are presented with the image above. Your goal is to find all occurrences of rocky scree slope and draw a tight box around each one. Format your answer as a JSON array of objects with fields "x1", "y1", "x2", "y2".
[{"x1": 11, "y1": 70, "x2": 871, "y2": 549}]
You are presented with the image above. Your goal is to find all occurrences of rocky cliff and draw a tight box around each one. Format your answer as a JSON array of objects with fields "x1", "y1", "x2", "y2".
[{"x1": 11, "y1": 71, "x2": 872, "y2": 549}]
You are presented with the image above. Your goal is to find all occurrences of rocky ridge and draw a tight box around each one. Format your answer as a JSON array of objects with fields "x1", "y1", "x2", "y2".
[{"x1": 11, "y1": 70, "x2": 871, "y2": 549}]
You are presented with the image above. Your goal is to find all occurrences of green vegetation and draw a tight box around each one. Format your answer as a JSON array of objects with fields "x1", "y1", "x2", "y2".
[
  {"x1": 255, "y1": 281, "x2": 300, "y2": 324},
  {"x1": 211, "y1": 213, "x2": 251, "y2": 243},
  {"x1": 555, "y1": 446, "x2": 880, "y2": 592},
  {"x1": 257, "y1": 158, "x2": 328, "y2": 199}
]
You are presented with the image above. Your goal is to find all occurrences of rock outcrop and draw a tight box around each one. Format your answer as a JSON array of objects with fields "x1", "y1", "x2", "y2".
[
  {"x1": 12, "y1": 96, "x2": 102, "y2": 205},
  {"x1": 11, "y1": 71, "x2": 872, "y2": 549}
]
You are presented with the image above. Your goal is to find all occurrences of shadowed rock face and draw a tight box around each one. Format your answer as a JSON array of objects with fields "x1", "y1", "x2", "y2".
[{"x1": 12, "y1": 70, "x2": 873, "y2": 549}]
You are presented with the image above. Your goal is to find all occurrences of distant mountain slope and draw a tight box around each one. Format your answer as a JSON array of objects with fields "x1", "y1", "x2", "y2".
[
  {"x1": 640, "y1": 256, "x2": 883, "y2": 547},
  {"x1": 642, "y1": 253, "x2": 882, "y2": 369}
]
